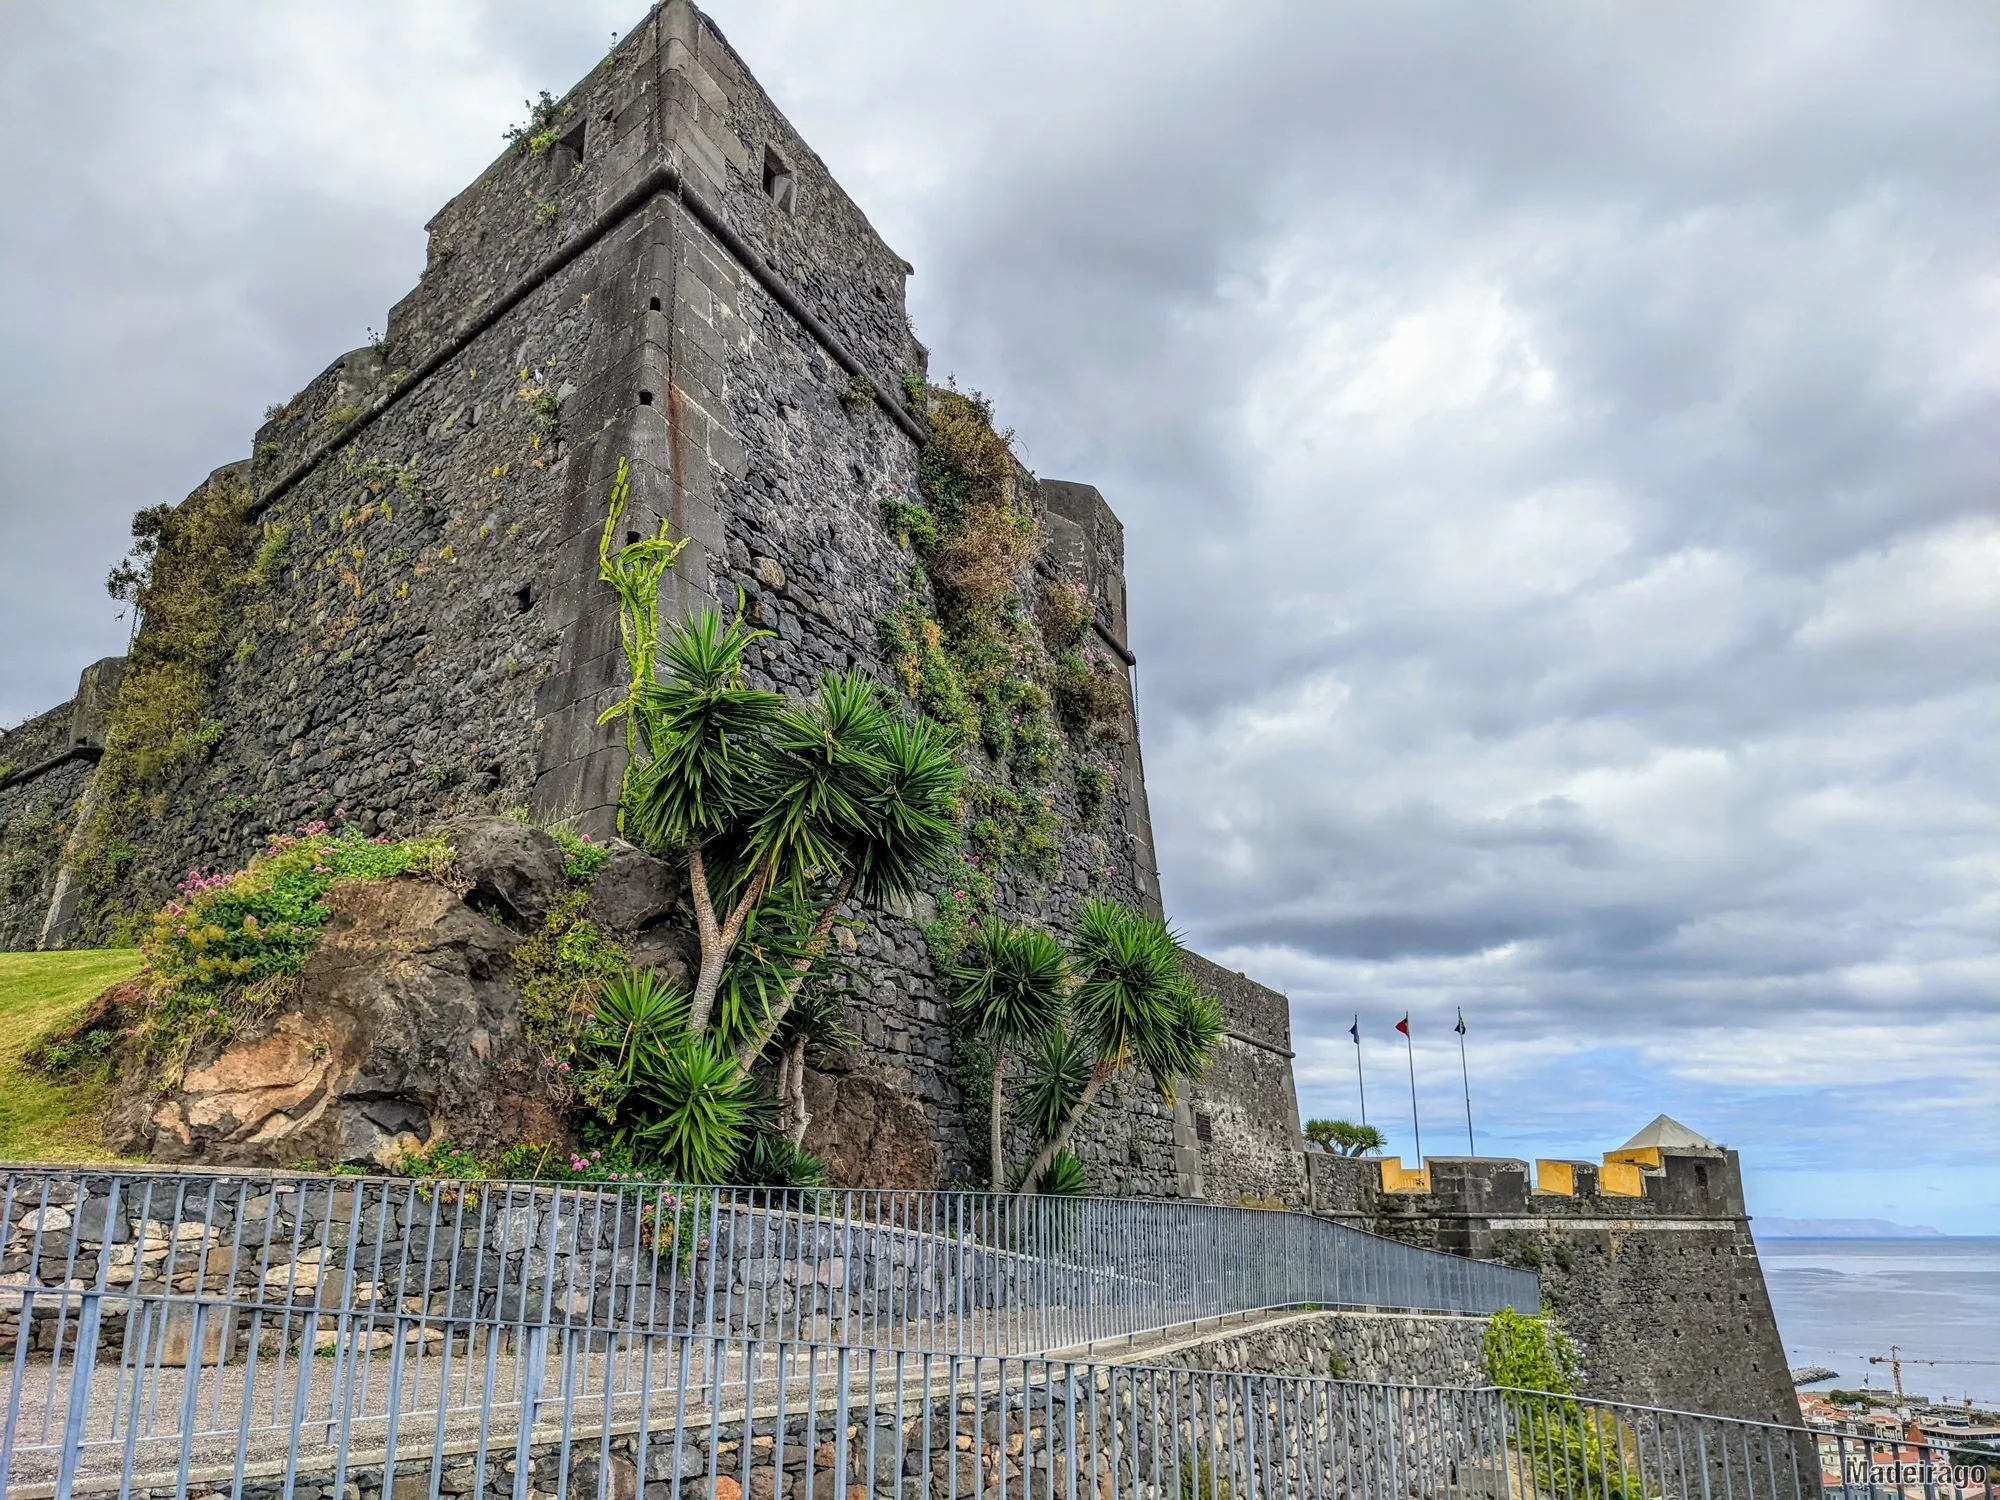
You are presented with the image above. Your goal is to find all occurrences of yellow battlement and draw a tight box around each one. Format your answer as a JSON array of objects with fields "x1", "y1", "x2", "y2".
[
  {"x1": 1598, "y1": 1159, "x2": 1647, "y2": 1196},
  {"x1": 1604, "y1": 1146, "x2": 1663, "y2": 1169},
  {"x1": 1534, "y1": 1160, "x2": 1584, "y2": 1195},
  {"x1": 1379, "y1": 1159, "x2": 1433, "y2": 1193}
]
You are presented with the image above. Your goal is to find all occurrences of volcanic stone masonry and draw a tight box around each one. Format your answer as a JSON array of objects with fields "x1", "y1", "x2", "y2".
[
  {"x1": 0, "y1": 1, "x2": 1307, "y2": 1206},
  {"x1": 1306, "y1": 1131, "x2": 1798, "y2": 1427}
]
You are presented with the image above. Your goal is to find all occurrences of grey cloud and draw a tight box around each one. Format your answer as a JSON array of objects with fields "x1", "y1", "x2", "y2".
[{"x1": 3, "y1": 0, "x2": 1997, "y2": 1221}]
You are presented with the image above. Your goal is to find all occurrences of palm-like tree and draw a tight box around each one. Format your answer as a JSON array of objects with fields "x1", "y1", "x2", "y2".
[
  {"x1": 1013, "y1": 901, "x2": 1223, "y2": 1199},
  {"x1": 730, "y1": 683, "x2": 962, "y2": 1071},
  {"x1": 774, "y1": 974, "x2": 862, "y2": 1147},
  {"x1": 952, "y1": 919, "x2": 1068, "y2": 1188},
  {"x1": 1305, "y1": 1118, "x2": 1386, "y2": 1156},
  {"x1": 621, "y1": 611, "x2": 962, "y2": 1076},
  {"x1": 622, "y1": 610, "x2": 784, "y2": 1032}
]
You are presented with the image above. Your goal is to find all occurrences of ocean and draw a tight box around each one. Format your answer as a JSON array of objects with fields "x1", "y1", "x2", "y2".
[{"x1": 1757, "y1": 1237, "x2": 2000, "y2": 1409}]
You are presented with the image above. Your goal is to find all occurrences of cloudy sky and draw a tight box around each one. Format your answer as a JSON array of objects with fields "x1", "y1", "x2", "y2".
[{"x1": 3, "y1": 1, "x2": 1996, "y2": 1230}]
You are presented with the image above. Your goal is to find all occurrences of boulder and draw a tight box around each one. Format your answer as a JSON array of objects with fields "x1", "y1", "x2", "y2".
[
  {"x1": 443, "y1": 816, "x2": 565, "y2": 928},
  {"x1": 109, "y1": 879, "x2": 561, "y2": 1168},
  {"x1": 584, "y1": 841, "x2": 681, "y2": 932},
  {"x1": 801, "y1": 1066, "x2": 942, "y2": 1190}
]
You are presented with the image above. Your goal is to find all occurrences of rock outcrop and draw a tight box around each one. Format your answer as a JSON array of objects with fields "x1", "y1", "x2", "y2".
[
  {"x1": 107, "y1": 876, "x2": 557, "y2": 1168},
  {"x1": 801, "y1": 1062, "x2": 944, "y2": 1190}
]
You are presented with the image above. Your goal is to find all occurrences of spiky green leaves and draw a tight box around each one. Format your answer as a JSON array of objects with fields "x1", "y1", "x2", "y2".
[
  {"x1": 624, "y1": 1031, "x2": 757, "y2": 1185},
  {"x1": 623, "y1": 623, "x2": 963, "y2": 908},
  {"x1": 1007, "y1": 900, "x2": 1226, "y2": 1198},
  {"x1": 952, "y1": 919, "x2": 1068, "y2": 1055},
  {"x1": 623, "y1": 611, "x2": 780, "y2": 855},
  {"x1": 1031, "y1": 1150, "x2": 1087, "y2": 1196},
  {"x1": 1068, "y1": 899, "x2": 1191, "y2": 1077},
  {"x1": 587, "y1": 968, "x2": 691, "y2": 1098},
  {"x1": 844, "y1": 711, "x2": 963, "y2": 906},
  {"x1": 1020, "y1": 1025, "x2": 1093, "y2": 1143}
]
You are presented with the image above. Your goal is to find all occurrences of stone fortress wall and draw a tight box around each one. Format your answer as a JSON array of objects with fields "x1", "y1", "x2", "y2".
[
  {"x1": 0, "y1": 2, "x2": 1305, "y2": 1208},
  {"x1": 1305, "y1": 1137, "x2": 1796, "y2": 1427},
  {"x1": 0, "y1": 657, "x2": 124, "y2": 950}
]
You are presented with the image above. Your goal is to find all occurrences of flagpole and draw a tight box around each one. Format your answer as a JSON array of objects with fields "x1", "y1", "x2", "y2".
[
  {"x1": 1401, "y1": 1016, "x2": 1422, "y2": 1161},
  {"x1": 1457, "y1": 1008, "x2": 1474, "y2": 1155},
  {"x1": 1351, "y1": 1015, "x2": 1368, "y2": 1127}
]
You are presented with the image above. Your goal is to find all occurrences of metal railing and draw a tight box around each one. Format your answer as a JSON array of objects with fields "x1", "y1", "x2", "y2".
[{"x1": 2, "y1": 1168, "x2": 1972, "y2": 1500}]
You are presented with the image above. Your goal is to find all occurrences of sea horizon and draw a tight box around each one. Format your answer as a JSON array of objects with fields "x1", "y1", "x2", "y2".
[{"x1": 1755, "y1": 1234, "x2": 2000, "y2": 1409}]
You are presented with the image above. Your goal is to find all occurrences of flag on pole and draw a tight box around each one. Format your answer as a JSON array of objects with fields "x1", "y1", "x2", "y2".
[
  {"x1": 1350, "y1": 1014, "x2": 1368, "y2": 1125},
  {"x1": 1397, "y1": 1014, "x2": 1421, "y2": 1159},
  {"x1": 1456, "y1": 1007, "x2": 1474, "y2": 1154}
]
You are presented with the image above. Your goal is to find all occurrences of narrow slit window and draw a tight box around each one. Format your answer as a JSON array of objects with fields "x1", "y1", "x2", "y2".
[{"x1": 762, "y1": 147, "x2": 797, "y2": 214}]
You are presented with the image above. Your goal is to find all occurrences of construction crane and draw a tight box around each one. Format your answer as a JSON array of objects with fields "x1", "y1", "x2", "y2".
[{"x1": 1866, "y1": 1347, "x2": 2000, "y2": 1405}]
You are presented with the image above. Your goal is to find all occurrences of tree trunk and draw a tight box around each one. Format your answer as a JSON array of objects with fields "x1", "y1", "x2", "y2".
[
  {"x1": 988, "y1": 1053, "x2": 1008, "y2": 1190},
  {"x1": 774, "y1": 1044, "x2": 795, "y2": 1138},
  {"x1": 732, "y1": 873, "x2": 855, "y2": 1073},
  {"x1": 1013, "y1": 1068, "x2": 1110, "y2": 1202},
  {"x1": 685, "y1": 847, "x2": 724, "y2": 1032},
  {"x1": 789, "y1": 1035, "x2": 811, "y2": 1149},
  {"x1": 687, "y1": 851, "x2": 769, "y2": 1034}
]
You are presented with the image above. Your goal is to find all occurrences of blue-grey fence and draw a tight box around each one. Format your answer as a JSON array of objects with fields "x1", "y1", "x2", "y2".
[{"x1": 0, "y1": 1168, "x2": 1963, "y2": 1500}]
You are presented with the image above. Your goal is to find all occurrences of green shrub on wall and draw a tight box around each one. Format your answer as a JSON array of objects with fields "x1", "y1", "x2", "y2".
[
  {"x1": 136, "y1": 823, "x2": 454, "y2": 1083},
  {"x1": 875, "y1": 383, "x2": 1132, "y2": 928},
  {"x1": 75, "y1": 467, "x2": 261, "y2": 941},
  {"x1": 1483, "y1": 1307, "x2": 1645, "y2": 1500}
]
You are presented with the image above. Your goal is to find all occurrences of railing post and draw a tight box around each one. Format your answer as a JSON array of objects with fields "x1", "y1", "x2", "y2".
[
  {"x1": 513, "y1": 1319, "x2": 549, "y2": 1500},
  {"x1": 52, "y1": 1291, "x2": 103, "y2": 1500}
]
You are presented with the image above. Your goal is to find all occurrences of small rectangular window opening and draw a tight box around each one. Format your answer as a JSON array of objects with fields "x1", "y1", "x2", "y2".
[
  {"x1": 1194, "y1": 1113, "x2": 1214, "y2": 1144},
  {"x1": 513, "y1": 584, "x2": 535, "y2": 614},
  {"x1": 762, "y1": 147, "x2": 797, "y2": 214},
  {"x1": 649, "y1": 296, "x2": 662, "y2": 312},
  {"x1": 639, "y1": 390, "x2": 654, "y2": 406},
  {"x1": 558, "y1": 122, "x2": 586, "y2": 161}
]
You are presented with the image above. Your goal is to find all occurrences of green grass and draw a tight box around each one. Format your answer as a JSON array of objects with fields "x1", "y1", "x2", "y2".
[{"x1": 0, "y1": 950, "x2": 143, "y2": 1163}]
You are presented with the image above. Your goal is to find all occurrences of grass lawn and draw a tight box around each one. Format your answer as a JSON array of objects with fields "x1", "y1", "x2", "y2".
[{"x1": 0, "y1": 949, "x2": 142, "y2": 1163}]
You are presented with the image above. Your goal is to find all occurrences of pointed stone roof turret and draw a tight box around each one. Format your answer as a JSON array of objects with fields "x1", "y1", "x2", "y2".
[{"x1": 1619, "y1": 1114, "x2": 1721, "y2": 1151}]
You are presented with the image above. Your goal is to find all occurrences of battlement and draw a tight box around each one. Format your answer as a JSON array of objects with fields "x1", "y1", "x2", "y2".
[
  {"x1": 1345, "y1": 1141, "x2": 1744, "y2": 1215},
  {"x1": 1306, "y1": 1119, "x2": 1792, "y2": 1427}
]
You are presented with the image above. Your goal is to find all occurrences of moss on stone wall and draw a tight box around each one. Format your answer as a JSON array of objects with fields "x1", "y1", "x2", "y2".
[
  {"x1": 877, "y1": 384, "x2": 1126, "y2": 954},
  {"x1": 72, "y1": 467, "x2": 260, "y2": 941}
]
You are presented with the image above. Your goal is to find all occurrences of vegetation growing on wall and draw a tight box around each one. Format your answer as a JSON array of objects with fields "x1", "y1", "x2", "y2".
[
  {"x1": 531, "y1": 463, "x2": 967, "y2": 1186},
  {"x1": 73, "y1": 468, "x2": 261, "y2": 941},
  {"x1": 505, "y1": 90, "x2": 573, "y2": 156},
  {"x1": 875, "y1": 383, "x2": 1130, "y2": 941},
  {"x1": 1, "y1": 796, "x2": 70, "y2": 928},
  {"x1": 1483, "y1": 1308, "x2": 1642, "y2": 1500}
]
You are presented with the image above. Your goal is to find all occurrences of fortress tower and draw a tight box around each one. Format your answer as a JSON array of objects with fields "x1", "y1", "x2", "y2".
[
  {"x1": 0, "y1": 3, "x2": 1306, "y2": 1203},
  {"x1": 1306, "y1": 1116, "x2": 1797, "y2": 1425}
]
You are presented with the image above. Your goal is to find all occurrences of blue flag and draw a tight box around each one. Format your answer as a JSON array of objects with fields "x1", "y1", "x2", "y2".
[{"x1": 1349, "y1": 1016, "x2": 1360, "y2": 1044}]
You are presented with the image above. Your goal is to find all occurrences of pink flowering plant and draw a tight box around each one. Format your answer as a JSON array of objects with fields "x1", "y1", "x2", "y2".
[{"x1": 139, "y1": 823, "x2": 454, "y2": 1048}]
